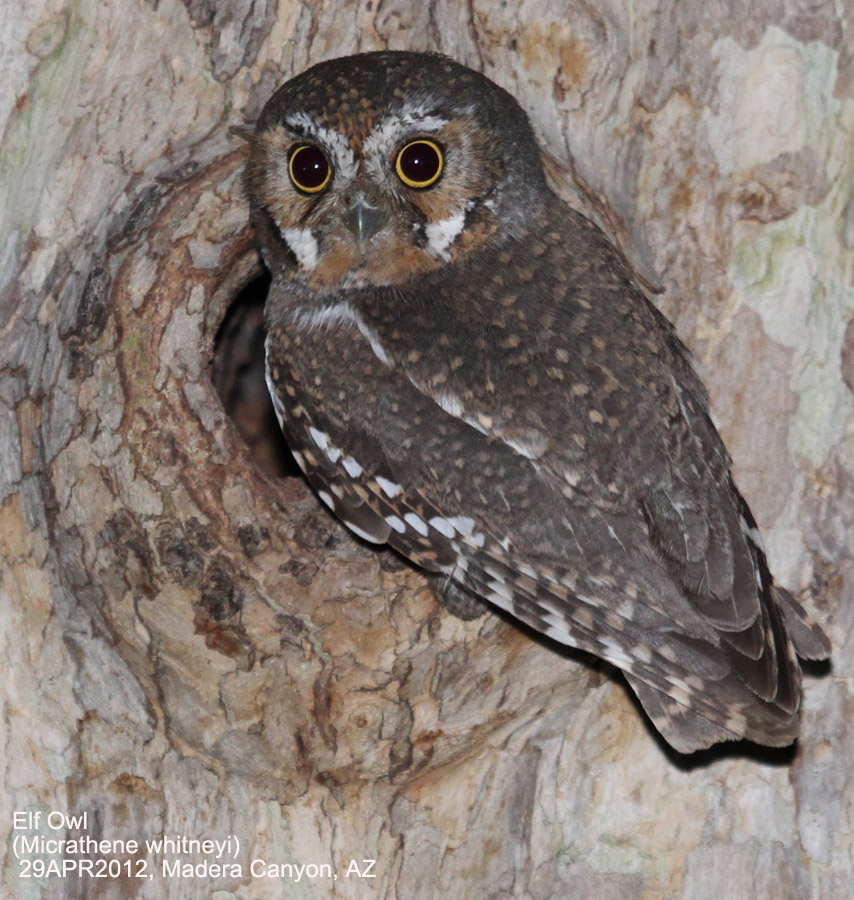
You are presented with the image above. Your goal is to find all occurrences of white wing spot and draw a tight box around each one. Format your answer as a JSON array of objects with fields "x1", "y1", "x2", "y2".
[
  {"x1": 447, "y1": 515, "x2": 475, "y2": 536},
  {"x1": 543, "y1": 622, "x2": 570, "y2": 643},
  {"x1": 429, "y1": 516, "x2": 456, "y2": 538},
  {"x1": 725, "y1": 711, "x2": 748, "y2": 733},
  {"x1": 486, "y1": 588, "x2": 513, "y2": 605},
  {"x1": 385, "y1": 515, "x2": 406, "y2": 534},
  {"x1": 631, "y1": 643, "x2": 653, "y2": 664},
  {"x1": 290, "y1": 450, "x2": 306, "y2": 472},
  {"x1": 403, "y1": 512, "x2": 429, "y2": 537},
  {"x1": 376, "y1": 476, "x2": 403, "y2": 498},
  {"x1": 749, "y1": 526, "x2": 766, "y2": 553},
  {"x1": 342, "y1": 456, "x2": 363, "y2": 478},
  {"x1": 308, "y1": 427, "x2": 329, "y2": 452},
  {"x1": 600, "y1": 638, "x2": 634, "y2": 669},
  {"x1": 487, "y1": 580, "x2": 513, "y2": 603},
  {"x1": 317, "y1": 490, "x2": 334, "y2": 509}
]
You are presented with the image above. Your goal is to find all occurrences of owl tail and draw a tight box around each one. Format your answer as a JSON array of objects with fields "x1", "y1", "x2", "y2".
[
  {"x1": 772, "y1": 584, "x2": 831, "y2": 661},
  {"x1": 623, "y1": 673, "x2": 753, "y2": 753}
]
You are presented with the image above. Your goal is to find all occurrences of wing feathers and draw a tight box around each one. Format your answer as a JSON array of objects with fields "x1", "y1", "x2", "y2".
[
  {"x1": 266, "y1": 341, "x2": 828, "y2": 753},
  {"x1": 773, "y1": 584, "x2": 832, "y2": 660}
]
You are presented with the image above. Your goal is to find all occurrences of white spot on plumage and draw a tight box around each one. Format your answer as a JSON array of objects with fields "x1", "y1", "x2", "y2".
[
  {"x1": 448, "y1": 515, "x2": 475, "y2": 536},
  {"x1": 725, "y1": 711, "x2": 748, "y2": 733},
  {"x1": 429, "y1": 516, "x2": 456, "y2": 538},
  {"x1": 385, "y1": 515, "x2": 406, "y2": 534},
  {"x1": 425, "y1": 211, "x2": 466, "y2": 261},
  {"x1": 290, "y1": 450, "x2": 306, "y2": 472},
  {"x1": 749, "y1": 526, "x2": 766, "y2": 553},
  {"x1": 281, "y1": 227, "x2": 319, "y2": 270},
  {"x1": 487, "y1": 580, "x2": 513, "y2": 603},
  {"x1": 632, "y1": 643, "x2": 653, "y2": 664},
  {"x1": 308, "y1": 426, "x2": 329, "y2": 451},
  {"x1": 659, "y1": 644, "x2": 678, "y2": 663},
  {"x1": 376, "y1": 476, "x2": 403, "y2": 498},
  {"x1": 617, "y1": 599, "x2": 635, "y2": 618},
  {"x1": 600, "y1": 639, "x2": 634, "y2": 669},
  {"x1": 543, "y1": 622, "x2": 569, "y2": 642},
  {"x1": 342, "y1": 456, "x2": 363, "y2": 477},
  {"x1": 317, "y1": 490, "x2": 334, "y2": 509},
  {"x1": 404, "y1": 512, "x2": 429, "y2": 536}
]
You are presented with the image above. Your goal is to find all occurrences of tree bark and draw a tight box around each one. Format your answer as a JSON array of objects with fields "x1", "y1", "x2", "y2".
[{"x1": 1, "y1": 1, "x2": 851, "y2": 898}]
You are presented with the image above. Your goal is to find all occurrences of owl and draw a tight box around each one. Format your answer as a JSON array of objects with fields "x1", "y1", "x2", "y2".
[{"x1": 244, "y1": 51, "x2": 829, "y2": 754}]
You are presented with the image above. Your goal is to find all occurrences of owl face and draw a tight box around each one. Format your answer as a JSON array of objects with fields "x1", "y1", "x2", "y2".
[{"x1": 246, "y1": 52, "x2": 548, "y2": 292}]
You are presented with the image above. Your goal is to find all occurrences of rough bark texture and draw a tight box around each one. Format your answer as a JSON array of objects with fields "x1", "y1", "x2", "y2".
[{"x1": 1, "y1": 1, "x2": 851, "y2": 898}]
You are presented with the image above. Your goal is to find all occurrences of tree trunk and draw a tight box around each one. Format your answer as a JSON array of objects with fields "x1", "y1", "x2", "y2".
[{"x1": 1, "y1": 2, "x2": 850, "y2": 898}]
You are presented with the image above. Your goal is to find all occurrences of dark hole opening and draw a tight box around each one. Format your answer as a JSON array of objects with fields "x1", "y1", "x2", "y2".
[{"x1": 212, "y1": 271, "x2": 300, "y2": 478}]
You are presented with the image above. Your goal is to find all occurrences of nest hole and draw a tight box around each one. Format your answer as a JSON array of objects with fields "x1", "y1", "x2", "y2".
[{"x1": 212, "y1": 271, "x2": 300, "y2": 478}]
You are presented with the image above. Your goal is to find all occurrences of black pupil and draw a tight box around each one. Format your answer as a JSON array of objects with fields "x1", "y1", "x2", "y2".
[
  {"x1": 292, "y1": 146, "x2": 329, "y2": 189},
  {"x1": 400, "y1": 142, "x2": 440, "y2": 184}
]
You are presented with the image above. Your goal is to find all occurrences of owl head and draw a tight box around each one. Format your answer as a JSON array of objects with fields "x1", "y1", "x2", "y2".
[{"x1": 246, "y1": 52, "x2": 549, "y2": 292}]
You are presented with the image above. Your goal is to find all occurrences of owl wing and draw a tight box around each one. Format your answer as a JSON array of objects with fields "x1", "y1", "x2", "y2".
[{"x1": 266, "y1": 338, "x2": 828, "y2": 753}]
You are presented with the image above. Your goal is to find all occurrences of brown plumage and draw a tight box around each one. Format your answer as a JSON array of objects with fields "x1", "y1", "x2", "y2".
[{"x1": 246, "y1": 51, "x2": 829, "y2": 753}]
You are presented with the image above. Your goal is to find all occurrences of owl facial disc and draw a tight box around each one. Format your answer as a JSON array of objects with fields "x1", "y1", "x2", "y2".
[{"x1": 246, "y1": 54, "x2": 548, "y2": 291}]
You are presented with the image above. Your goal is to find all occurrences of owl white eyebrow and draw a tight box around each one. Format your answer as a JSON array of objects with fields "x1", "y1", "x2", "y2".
[
  {"x1": 284, "y1": 112, "x2": 358, "y2": 180},
  {"x1": 362, "y1": 110, "x2": 450, "y2": 161}
]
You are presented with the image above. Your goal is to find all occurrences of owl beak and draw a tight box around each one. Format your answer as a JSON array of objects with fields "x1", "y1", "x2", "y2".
[{"x1": 342, "y1": 201, "x2": 386, "y2": 249}]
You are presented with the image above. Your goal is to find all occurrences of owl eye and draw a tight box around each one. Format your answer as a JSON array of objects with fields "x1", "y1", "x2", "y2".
[
  {"x1": 395, "y1": 140, "x2": 444, "y2": 189},
  {"x1": 288, "y1": 144, "x2": 331, "y2": 194}
]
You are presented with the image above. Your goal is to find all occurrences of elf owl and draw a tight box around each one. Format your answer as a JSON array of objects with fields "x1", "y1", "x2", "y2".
[{"x1": 245, "y1": 51, "x2": 829, "y2": 753}]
